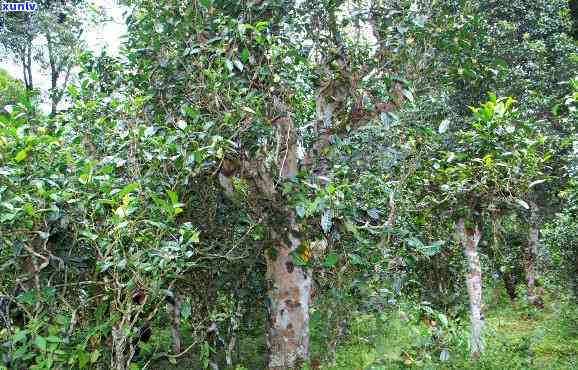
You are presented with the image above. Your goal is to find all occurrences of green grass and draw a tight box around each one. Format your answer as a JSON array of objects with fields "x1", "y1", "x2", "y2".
[
  {"x1": 144, "y1": 289, "x2": 577, "y2": 369},
  {"x1": 313, "y1": 291, "x2": 578, "y2": 370}
]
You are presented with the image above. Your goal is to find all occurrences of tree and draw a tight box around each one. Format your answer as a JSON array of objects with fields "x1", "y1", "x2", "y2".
[
  {"x1": 421, "y1": 95, "x2": 549, "y2": 357},
  {"x1": 2, "y1": 1, "x2": 578, "y2": 368},
  {"x1": 570, "y1": 0, "x2": 578, "y2": 39},
  {"x1": 38, "y1": 1, "x2": 86, "y2": 116},
  {"x1": 0, "y1": 68, "x2": 27, "y2": 109},
  {"x1": 0, "y1": 0, "x2": 87, "y2": 115},
  {"x1": 0, "y1": 10, "x2": 36, "y2": 90},
  {"x1": 544, "y1": 77, "x2": 578, "y2": 301}
]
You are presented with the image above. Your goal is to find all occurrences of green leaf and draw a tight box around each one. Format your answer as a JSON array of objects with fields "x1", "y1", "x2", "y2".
[
  {"x1": 437, "y1": 312, "x2": 449, "y2": 327},
  {"x1": 118, "y1": 182, "x2": 140, "y2": 198},
  {"x1": 34, "y1": 335, "x2": 47, "y2": 351},
  {"x1": 240, "y1": 48, "x2": 250, "y2": 63},
  {"x1": 255, "y1": 21, "x2": 269, "y2": 31},
  {"x1": 199, "y1": 0, "x2": 212, "y2": 8},
  {"x1": 90, "y1": 349, "x2": 101, "y2": 364},
  {"x1": 529, "y1": 179, "x2": 546, "y2": 188},
  {"x1": 150, "y1": 193, "x2": 166, "y2": 207},
  {"x1": 167, "y1": 190, "x2": 179, "y2": 205},
  {"x1": 438, "y1": 119, "x2": 450, "y2": 134},
  {"x1": 348, "y1": 253, "x2": 363, "y2": 265},
  {"x1": 401, "y1": 89, "x2": 414, "y2": 103},
  {"x1": 320, "y1": 210, "x2": 332, "y2": 233},
  {"x1": 12, "y1": 329, "x2": 28, "y2": 343},
  {"x1": 422, "y1": 241, "x2": 443, "y2": 257},
  {"x1": 80, "y1": 229, "x2": 99, "y2": 241},
  {"x1": 225, "y1": 59, "x2": 234, "y2": 72},
  {"x1": 241, "y1": 106, "x2": 256, "y2": 114},
  {"x1": 144, "y1": 125, "x2": 158, "y2": 138},
  {"x1": 290, "y1": 251, "x2": 307, "y2": 266},
  {"x1": 78, "y1": 173, "x2": 91, "y2": 184},
  {"x1": 233, "y1": 59, "x2": 244, "y2": 72},
  {"x1": 46, "y1": 336, "x2": 61, "y2": 343},
  {"x1": 515, "y1": 199, "x2": 530, "y2": 210},
  {"x1": 323, "y1": 252, "x2": 340, "y2": 268},
  {"x1": 295, "y1": 204, "x2": 305, "y2": 218},
  {"x1": 367, "y1": 208, "x2": 379, "y2": 220},
  {"x1": 12, "y1": 344, "x2": 29, "y2": 359},
  {"x1": 406, "y1": 237, "x2": 424, "y2": 249},
  {"x1": 23, "y1": 203, "x2": 36, "y2": 217},
  {"x1": 78, "y1": 350, "x2": 90, "y2": 367},
  {"x1": 189, "y1": 231, "x2": 200, "y2": 243},
  {"x1": 67, "y1": 84, "x2": 78, "y2": 97},
  {"x1": 14, "y1": 149, "x2": 28, "y2": 162}
]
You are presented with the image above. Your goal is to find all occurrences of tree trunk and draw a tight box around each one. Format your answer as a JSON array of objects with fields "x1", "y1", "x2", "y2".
[
  {"x1": 26, "y1": 44, "x2": 33, "y2": 91},
  {"x1": 51, "y1": 98, "x2": 58, "y2": 117},
  {"x1": 21, "y1": 55, "x2": 30, "y2": 91},
  {"x1": 218, "y1": 111, "x2": 310, "y2": 368},
  {"x1": 111, "y1": 320, "x2": 134, "y2": 370},
  {"x1": 20, "y1": 45, "x2": 34, "y2": 92},
  {"x1": 526, "y1": 201, "x2": 544, "y2": 308},
  {"x1": 47, "y1": 33, "x2": 59, "y2": 117},
  {"x1": 502, "y1": 271, "x2": 518, "y2": 300},
  {"x1": 571, "y1": 0, "x2": 578, "y2": 39},
  {"x1": 574, "y1": 242, "x2": 578, "y2": 302},
  {"x1": 266, "y1": 216, "x2": 311, "y2": 369},
  {"x1": 169, "y1": 294, "x2": 181, "y2": 354},
  {"x1": 526, "y1": 225, "x2": 541, "y2": 307},
  {"x1": 457, "y1": 218, "x2": 484, "y2": 358}
]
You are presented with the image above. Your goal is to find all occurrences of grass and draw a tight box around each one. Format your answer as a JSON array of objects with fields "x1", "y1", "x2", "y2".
[
  {"x1": 145, "y1": 288, "x2": 577, "y2": 369},
  {"x1": 313, "y1": 289, "x2": 578, "y2": 370}
]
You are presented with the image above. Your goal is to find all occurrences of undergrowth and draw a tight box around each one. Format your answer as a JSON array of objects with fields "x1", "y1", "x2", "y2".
[{"x1": 310, "y1": 289, "x2": 577, "y2": 370}]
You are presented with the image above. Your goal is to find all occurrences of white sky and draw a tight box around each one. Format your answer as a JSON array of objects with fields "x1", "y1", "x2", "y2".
[{"x1": 1, "y1": 0, "x2": 127, "y2": 93}]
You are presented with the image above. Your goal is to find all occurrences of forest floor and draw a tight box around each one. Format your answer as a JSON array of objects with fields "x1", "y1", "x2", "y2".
[
  {"x1": 314, "y1": 289, "x2": 578, "y2": 370},
  {"x1": 150, "y1": 288, "x2": 577, "y2": 369}
]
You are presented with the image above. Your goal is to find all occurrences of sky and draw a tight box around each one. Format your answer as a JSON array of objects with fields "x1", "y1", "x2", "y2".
[{"x1": 1, "y1": 0, "x2": 127, "y2": 93}]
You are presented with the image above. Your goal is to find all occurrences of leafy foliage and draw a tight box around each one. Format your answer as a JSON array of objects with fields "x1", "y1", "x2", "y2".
[{"x1": 0, "y1": 0, "x2": 577, "y2": 368}]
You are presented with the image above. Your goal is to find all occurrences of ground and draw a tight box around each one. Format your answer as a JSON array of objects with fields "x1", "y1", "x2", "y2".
[
  {"x1": 313, "y1": 289, "x2": 578, "y2": 370},
  {"x1": 148, "y1": 287, "x2": 578, "y2": 369}
]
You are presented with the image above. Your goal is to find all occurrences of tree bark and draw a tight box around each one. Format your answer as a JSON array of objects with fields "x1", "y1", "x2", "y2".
[
  {"x1": 502, "y1": 271, "x2": 518, "y2": 300},
  {"x1": 169, "y1": 294, "x2": 181, "y2": 354},
  {"x1": 570, "y1": 0, "x2": 578, "y2": 40},
  {"x1": 20, "y1": 43, "x2": 34, "y2": 91},
  {"x1": 111, "y1": 320, "x2": 134, "y2": 370},
  {"x1": 457, "y1": 218, "x2": 484, "y2": 358},
  {"x1": 21, "y1": 54, "x2": 30, "y2": 91},
  {"x1": 218, "y1": 111, "x2": 311, "y2": 369},
  {"x1": 526, "y1": 201, "x2": 544, "y2": 308},
  {"x1": 266, "y1": 218, "x2": 311, "y2": 369},
  {"x1": 574, "y1": 242, "x2": 578, "y2": 302},
  {"x1": 26, "y1": 43, "x2": 33, "y2": 91},
  {"x1": 46, "y1": 32, "x2": 59, "y2": 117}
]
